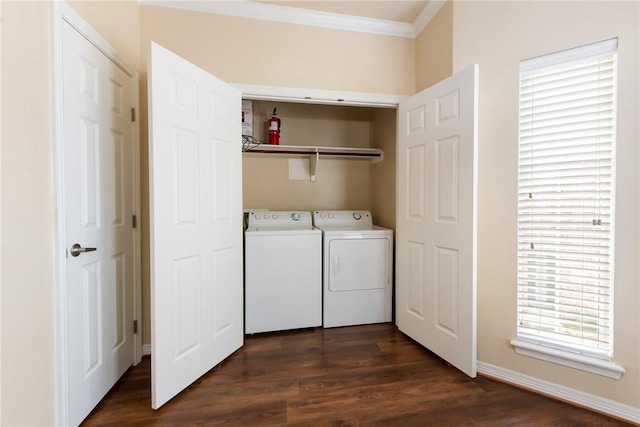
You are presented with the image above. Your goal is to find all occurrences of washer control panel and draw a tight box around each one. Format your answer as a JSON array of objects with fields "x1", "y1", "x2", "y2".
[
  {"x1": 313, "y1": 210, "x2": 373, "y2": 227},
  {"x1": 247, "y1": 211, "x2": 312, "y2": 227}
]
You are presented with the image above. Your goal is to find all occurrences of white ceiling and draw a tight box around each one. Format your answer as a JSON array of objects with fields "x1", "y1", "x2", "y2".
[{"x1": 250, "y1": 1, "x2": 431, "y2": 23}]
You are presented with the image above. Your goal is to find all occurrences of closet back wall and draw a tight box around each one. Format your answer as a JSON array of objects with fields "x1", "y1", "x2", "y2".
[{"x1": 243, "y1": 101, "x2": 375, "y2": 211}]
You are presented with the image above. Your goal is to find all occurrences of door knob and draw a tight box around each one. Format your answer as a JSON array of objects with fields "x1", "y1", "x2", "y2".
[{"x1": 70, "y1": 243, "x2": 97, "y2": 257}]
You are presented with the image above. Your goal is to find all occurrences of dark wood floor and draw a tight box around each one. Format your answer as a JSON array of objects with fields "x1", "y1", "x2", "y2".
[{"x1": 82, "y1": 324, "x2": 632, "y2": 426}]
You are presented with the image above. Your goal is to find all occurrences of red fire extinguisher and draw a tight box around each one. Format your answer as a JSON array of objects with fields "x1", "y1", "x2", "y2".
[{"x1": 268, "y1": 108, "x2": 281, "y2": 145}]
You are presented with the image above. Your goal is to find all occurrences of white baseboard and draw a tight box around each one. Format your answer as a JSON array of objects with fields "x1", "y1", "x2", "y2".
[
  {"x1": 142, "y1": 344, "x2": 151, "y2": 356},
  {"x1": 477, "y1": 361, "x2": 640, "y2": 425}
]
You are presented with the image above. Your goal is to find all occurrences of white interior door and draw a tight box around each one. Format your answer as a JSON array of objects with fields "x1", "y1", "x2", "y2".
[
  {"x1": 148, "y1": 42, "x2": 244, "y2": 409},
  {"x1": 61, "y1": 20, "x2": 136, "y2": 425},
  {"x1": 396, "y1": 65, "x2": 478, "y2": 377}
]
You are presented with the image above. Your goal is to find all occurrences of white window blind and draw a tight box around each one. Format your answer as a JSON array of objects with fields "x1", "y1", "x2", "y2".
[{"x1": 517, "y1": 39, "x2": 617, "y2": 358}]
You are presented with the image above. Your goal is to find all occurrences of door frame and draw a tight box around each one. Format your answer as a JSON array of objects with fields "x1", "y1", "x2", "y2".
[
  {"x1": 51, "y1": 2, "x2": 142, "y2": 425},
  {"x1": 233, "y1": 83, "x2": 404, "y2": 107}
]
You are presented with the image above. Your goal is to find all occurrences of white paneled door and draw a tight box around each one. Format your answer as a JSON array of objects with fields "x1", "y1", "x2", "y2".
[
  {"x1": 396, "y1": 65, "x2": 478, "y2": 377},
  {"x1": 148, "y1": 42, "x2": 244, "y2": 409},
  {"x1": 62, "y1": 20, "x2": 136, "y2": 426}
]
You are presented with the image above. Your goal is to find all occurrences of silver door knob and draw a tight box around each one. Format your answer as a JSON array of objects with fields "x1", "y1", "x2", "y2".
[{"x1": 70, "y1": 243, "x2": 97, "y2": 257}]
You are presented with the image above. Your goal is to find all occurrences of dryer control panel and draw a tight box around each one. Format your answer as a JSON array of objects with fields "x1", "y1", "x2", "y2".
[{"x1": 313, "y1": 210, "x2": 373, "y2": 227}]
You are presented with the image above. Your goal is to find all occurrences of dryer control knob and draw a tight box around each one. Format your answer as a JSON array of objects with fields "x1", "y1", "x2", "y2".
[
  {"x1": 328, "y1": 213, "x2": 334, "y2": 218},
  {"x1": 291, "y1": 213, "x2": 301, "y2": 221},
  {"x1": 264, "y1": 214, "x2": 270, "y2": 219},
  {"x1": 272, "y1": 214, "x2": 279, "y2": 219},
  {"x1": 254, "y1": 214, "x2": 261, "y2": 220},
  {"x1": 320, "y1": 214, "x2": 326, "y2": 218},
  {"x1": 353, "y1": 212, "x2": 362, "y2": 220}
]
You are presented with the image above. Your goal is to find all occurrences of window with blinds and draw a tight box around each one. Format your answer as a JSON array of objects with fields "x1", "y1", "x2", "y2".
[{"x1": 517, "y1": 39, "x2": 617, "y2": 358}]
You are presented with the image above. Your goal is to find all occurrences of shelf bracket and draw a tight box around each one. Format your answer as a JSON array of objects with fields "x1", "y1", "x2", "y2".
[{"x1": 309, "y1": 150, "x2": 319, "y2": 182}]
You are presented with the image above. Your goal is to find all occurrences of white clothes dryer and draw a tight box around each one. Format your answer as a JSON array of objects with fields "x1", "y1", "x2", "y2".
[
  {"x1": 313, "y1": 210, "x2": 393, "y2": 328},
  {"x1": 244, "y1": 211, "x2": 322, "y2": 334}
]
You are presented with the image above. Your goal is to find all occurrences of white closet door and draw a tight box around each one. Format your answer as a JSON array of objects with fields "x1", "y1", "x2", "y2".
[
  {"x1": 61, "y1": 20, "x2": 136, "y2": 426},
  {"x1": 396, "y1": 65, "x2": 478, "y2": 377},
  {"x1": 148, "y1": 42, "x2": 244, "y2": 409}
]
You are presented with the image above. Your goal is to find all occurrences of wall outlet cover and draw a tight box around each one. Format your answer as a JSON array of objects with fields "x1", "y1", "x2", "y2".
[{"x1": 288, "y1": 158, "x2": 310, "y2": 180}]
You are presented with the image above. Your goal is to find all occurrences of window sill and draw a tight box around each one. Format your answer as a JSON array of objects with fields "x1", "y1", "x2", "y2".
[{"x1": 510, "y1": 339, "x2": 625, "y2": 380}]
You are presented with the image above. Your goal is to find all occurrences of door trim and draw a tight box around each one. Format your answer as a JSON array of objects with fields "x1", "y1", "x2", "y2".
[
  {"x1": 51, "y1": 2, "x2": 142, "y2": 424},
  {"x1": 234, "y1": 83, "x2": 405, "y2": 108}
]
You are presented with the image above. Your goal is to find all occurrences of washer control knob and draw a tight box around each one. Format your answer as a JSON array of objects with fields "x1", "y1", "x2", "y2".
[
  {"x1": 254, "y1": 214, "x2": 261, "y2": 220},
  {"x1": 264, "y1": 214, "x2": 270, "y2": 219},
  {"x1": 328, "y1": 213, "x2": 334, "y2": 218},
  {"x1": 291, "y1": 212, "x2": 301, "y2": 221},
  {"x1": 272, "y1": 214, "x2": 279, "y2": 219},
  {"x1": 320, "y1": 213, "x2": 325, "y2": 218},
  {"x1": 353, "y1": 212, "x2": 362, "y2": 220}
]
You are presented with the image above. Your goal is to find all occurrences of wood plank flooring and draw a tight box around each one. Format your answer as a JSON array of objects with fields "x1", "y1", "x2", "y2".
[{"x1": 82, "y1": 324, "x2": 632, "y2": 426}]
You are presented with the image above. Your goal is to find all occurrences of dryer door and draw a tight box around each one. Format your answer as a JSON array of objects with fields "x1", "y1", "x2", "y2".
[{"x1": 329, "y1": 238, "x2": 390, "y2": 291}]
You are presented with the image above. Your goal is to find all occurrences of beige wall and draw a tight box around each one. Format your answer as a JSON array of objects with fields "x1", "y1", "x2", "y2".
[
  {"x1": 371, "y1": 108, "x2": 397, "y2": 231},
  {"x1": 415, "y1": 0, "x2": 453, "y2": 92},
  {"x1": 67, "y1": 0, "x2": 140, "y2": 68},
  {"x1": 1, "y1": 2, "x2": 55, "y2": 424},
  {"x1": 1, "y1": 1, "x2": 141, "y2": 425},
  {"x1": 451, "y1": 1, "x2": 640, "y2": 407},
  {"x1": 3, "y1": 1, "x2": 637, "y2": 425},
  {"x1": 139, "y1": 5, "x2": 415, "y2": 95}
]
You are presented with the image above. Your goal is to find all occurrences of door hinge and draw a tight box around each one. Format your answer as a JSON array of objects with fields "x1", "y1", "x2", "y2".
[
  {"x1": 132, "y1": 214, "x2": 137, "y2": 229},
  {"x1": 131, "y1": 107, "x2": 136, "y2": 122},
  {"x1": 133, "y1": 320, "x2": 138, "y2": 334}
]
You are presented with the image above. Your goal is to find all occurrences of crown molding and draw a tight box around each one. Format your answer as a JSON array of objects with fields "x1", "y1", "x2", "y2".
[
  {"x1": 140, "y1": 0, "x2": 427, "y2": 38},
  {"x1": 413, "y1": 0, "x2": 447, "y2": 36}
]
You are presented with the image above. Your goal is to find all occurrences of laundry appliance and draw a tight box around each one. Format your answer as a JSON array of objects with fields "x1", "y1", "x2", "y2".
[
  {"x1": 244, "y1": 211, "x2": 322, "y2": 334},
  {"x1": 313, "y1": 210, "x2": 393, "y2": 328}
]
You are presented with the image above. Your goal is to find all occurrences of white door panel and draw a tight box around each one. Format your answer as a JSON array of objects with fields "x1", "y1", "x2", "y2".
[
  {"x1": 149, "y1": 42, "x2": 243, "y2": 409},
  {"x1": 62, "y1": 20, "x2": 135, "y2": 426},
  {"x1": 397, "y1": 65, "x2": 478, "y2": 377}
]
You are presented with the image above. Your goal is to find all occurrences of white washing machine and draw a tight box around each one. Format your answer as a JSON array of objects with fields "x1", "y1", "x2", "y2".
[
  {"x1": 244, "y1": 211, "x2": 322, "y2": 334},
  {"x1": 313, "y1": 210, "x2": 393, "y2": 328}
]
